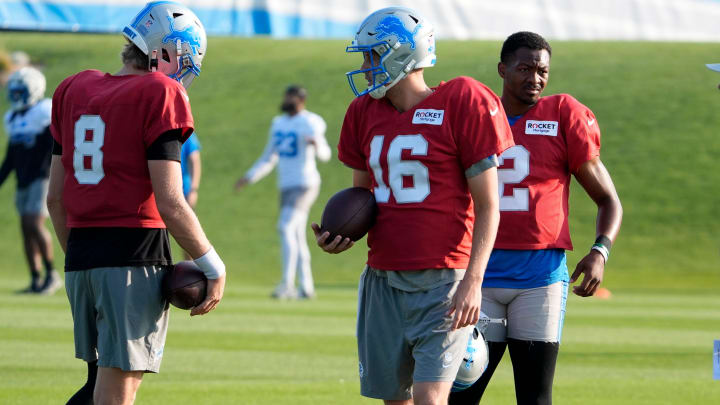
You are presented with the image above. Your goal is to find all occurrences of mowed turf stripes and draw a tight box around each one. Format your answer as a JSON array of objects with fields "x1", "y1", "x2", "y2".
[
  {"x1": 0, "y1": 34, "x2": 719, "y2": 404},
  {"x1": 2, "y1": 283, "x2": 719, "y2": 404}
]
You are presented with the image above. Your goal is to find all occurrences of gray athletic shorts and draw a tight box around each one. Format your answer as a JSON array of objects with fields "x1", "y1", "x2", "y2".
[
  {"x1": 481, "y1": 281, "x2": 568, "y2": 343},
  {"x1": 356, "y1": 266, "x2": 473, "y2": 400},
  {"x1": 15, "y1": 178, "x2": 48, "y2": 216},
  {"x1": 65, "y1": 266, "x2": 170, "y2": 372}
]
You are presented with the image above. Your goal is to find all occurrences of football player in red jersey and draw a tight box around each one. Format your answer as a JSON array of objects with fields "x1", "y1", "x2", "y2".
[
  {"x1": 312, "y1": 7, "x2": 514, "y2": 404},
  {"x1": 449, "y1": 32, "x2": 623, "y2": 405},
  {"x1": 47, "y1": 2, "x2": 226, "y2": 404}
]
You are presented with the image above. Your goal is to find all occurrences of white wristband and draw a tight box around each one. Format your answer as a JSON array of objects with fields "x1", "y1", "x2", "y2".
[
  {"x1": 194, "y1": 247, "x2": 226, "y2": 279},
  {"x1": 591, "y1": 245, "x2": 609, "y2": 263}
]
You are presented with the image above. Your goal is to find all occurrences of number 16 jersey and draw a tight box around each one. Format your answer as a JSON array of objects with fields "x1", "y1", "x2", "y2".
[
  {"x1": 338, "y1": 77, "x2": 514, "y2": 271},
  {"x1": 50, "y1": 70, "x2": 194, "y2": 228}
]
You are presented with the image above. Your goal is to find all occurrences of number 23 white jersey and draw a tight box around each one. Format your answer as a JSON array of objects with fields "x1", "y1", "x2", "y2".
[{"x1": 245, "y1": 110, "x2": 330, "y2": 189}]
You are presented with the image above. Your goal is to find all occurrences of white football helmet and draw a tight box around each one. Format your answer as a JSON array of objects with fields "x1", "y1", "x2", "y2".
[
  {"x1": 346, "y1": 6, "x2": 436, "y2": 99},
  {"x1": 122, "y1": 1, "x2": 207, "y2": 88},
  {"x1": 452, "y1": 325, "x2": 490, "y2": 392},
  {"x1": 7, "y1": 66, "x2": 46, "y2": 111}
]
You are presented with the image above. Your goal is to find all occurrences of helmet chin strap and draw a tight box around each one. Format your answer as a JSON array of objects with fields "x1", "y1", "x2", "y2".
[
  {"x1": 150, "y1": 50, "x2": 158, "y2": 72},
  {"x1": 369, "y1": 58, "x2": 417, "y2": 99}
]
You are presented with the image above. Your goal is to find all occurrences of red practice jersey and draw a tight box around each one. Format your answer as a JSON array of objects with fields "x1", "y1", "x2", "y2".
[
  {"x1": 50, "y1": 70, "x2": 193, "y2": 228},
  {"x1": 338, "y1": 77, "x2": 514, "y2": 270},
  {"x1": 495, "y1": 94, "x2": 601, "y2": 250}
]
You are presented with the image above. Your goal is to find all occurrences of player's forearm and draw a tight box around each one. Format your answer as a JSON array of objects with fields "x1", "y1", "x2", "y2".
[
  {"x1": 465, "y1": 201, "x2": 499, "y2": 283},
  {"x1": 315, "y1": 137, "x2": 332, "y2": 162},
  {"x1": 47, "y1": 198, "x2": 68, "y2": 252},
  {"x1": 0, "y1": 154, "x2": 12, "y2": 187},
  {"x1": 158, "y1": 199, "x2": 212, "y2": 258},
  {"x1": 595, "y1": 196, "x2": 623, "y2": 243},
  {"x1": 464, "y1": 167, "x2": 500, "y2": 283}
]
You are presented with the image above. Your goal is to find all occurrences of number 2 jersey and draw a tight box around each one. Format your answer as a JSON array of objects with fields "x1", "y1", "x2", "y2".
[
  {"x1": 483, "y1": 94, "x2": 601, "y2": 288},
  {"x1": 50, "y1": 70, "x2": 193, "y2": 229},
  {"x1": 338, "y1": 77, "x2": 514, "y2": 271}
]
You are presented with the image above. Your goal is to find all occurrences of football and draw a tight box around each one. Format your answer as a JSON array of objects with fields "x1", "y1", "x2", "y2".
[
  {"x1": 320, "y1": 187, "x2": 378, "y2": 242},
  {"x1": 162, "y1": 261, "x2": 207, "y2": 310}
]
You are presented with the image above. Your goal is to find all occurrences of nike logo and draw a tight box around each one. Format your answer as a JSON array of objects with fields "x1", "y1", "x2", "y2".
[
  {"x1": 587, "y1": 118, "x2": 595, "y2": 126},
  {"x1": 441, "y1": 352, "x2": 454, "y2": 368},
  {"x1": 489, "y1": 106, "x2": 499, "y2": 116}
]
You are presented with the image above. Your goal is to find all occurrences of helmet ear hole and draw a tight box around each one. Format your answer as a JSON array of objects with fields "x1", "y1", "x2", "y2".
[{"x1": 161, "y1": 48, "x2": 171, "y2": 63}]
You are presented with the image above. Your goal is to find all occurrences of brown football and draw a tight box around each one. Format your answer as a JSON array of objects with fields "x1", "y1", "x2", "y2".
[
  {"x1": 162, "y1": 261, "x2": 207, "y2": 310},
  {"x1": 320, "y1": 187, "x2": 378, "y2": 242}
]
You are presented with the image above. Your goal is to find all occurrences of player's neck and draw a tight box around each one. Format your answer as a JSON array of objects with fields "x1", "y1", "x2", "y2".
[
  {"x1": 114, "y1": 64, "x2": 150, "y2": 77},
  {"x1": 501, "y1": 93, "x2": 536, "y2": 117},
  {"x1": 385, "y1": 73, "x2": 433, "y2": 113}
]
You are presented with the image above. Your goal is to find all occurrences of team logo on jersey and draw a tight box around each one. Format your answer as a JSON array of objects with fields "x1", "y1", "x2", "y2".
[
  {"x1": 412, "y1": 109, "x2": 444, "y2": 125},
  {"x1": 525, "y1": 120, "x2": 558, "y2": 136},
  {"x1": 374, "y1": 15, "x2": 420, "y2": 49}
]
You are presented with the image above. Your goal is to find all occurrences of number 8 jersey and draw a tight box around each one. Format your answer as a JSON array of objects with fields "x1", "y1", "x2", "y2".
[
  {"x1": 495, "y1": 94, "x2": 601, "y2": 250},
  {"x1": 338, "y1": 77, "x2": 514, "y2": 271},
  {"x1": 50, "y1": 70, "x2": 193, "y2": 228}
]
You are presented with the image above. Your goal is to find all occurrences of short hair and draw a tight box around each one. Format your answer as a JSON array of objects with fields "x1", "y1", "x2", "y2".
[
  {"x1": 500, "y1": 31, "x2": 552, "y2": 64},
  {"x1": 285, "y1": 85, "x2": 307, "y2": 100},
  {"x1": 121, "y1": 42, "x2": 149, "y2": 71}
]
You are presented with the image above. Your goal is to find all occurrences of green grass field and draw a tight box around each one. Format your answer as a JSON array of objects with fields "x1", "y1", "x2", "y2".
[{"x1": 0, "y1": 33, "x2": 719, "y2": 404}]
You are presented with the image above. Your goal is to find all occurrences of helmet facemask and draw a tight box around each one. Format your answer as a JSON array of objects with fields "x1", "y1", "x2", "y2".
[{"x1": 345, "y1": 7, "x2": 436, "y2": 99}]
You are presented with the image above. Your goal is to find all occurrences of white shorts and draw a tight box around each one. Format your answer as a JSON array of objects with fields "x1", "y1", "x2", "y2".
[
  {"x1": 15, "y1": 178, "x2": 49, "y2": 216},
  {"x1": 481, "y1": 281, "x2": 568, "y2": 343}
]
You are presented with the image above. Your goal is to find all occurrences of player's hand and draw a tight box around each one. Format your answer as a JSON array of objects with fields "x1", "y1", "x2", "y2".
[
  {"x1": 570, "y1": 251, "x2": 605, "y2": 297},
  {"x1": 447, "y1": 274, "x2": 482, "y2": 330},
  {"x1": 304, "y1": 136, "x2": 317, "y2": 146},
  {"x1": 311, "y1": 223, "x2": 354, "y2": 254},
  {"x1": 234, "y1": 177, "x2": 249, "y2": 191},
  {"x1": 191, "y1": 273, "x2": 225, "y2": 316}
]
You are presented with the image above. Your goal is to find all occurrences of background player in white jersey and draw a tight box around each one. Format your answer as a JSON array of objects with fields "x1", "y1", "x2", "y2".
[
  {"x1": 313, "y1": 7, "x2": 514, "y2": 404},
  {"x1": 449, "y1": 31, "x2": 623, "y2": 405},
  {"x1": 236, "y1": 85, "x2": 330, "y2": 299},
  {"x1": 1, "y1": 66, "x2": 60, "y2": 295}
]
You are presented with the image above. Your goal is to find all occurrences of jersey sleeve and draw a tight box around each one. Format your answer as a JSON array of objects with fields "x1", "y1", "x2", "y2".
[
  {"x1": 450, "y1": 78, "x2": 514, "y2": 172},
  {"x1": 309, "y1": 113, "x2": 331, "y2": 162},
  {"x1": 35, "y1": 99, "x2": 52, "y2": 128},
  {"x1": 337, "y1": 98, "x2": 367, "y2": 171},
  {"x1": 144, "y1": 78, "x2": 194, "y2": 147},
  {"x1": 559, "y1": 95, "x2": 601, "y2": 173}
]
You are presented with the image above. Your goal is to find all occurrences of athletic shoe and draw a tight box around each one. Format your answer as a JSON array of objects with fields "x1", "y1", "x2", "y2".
[
  {"x1": 39, "y1": 270, "x2": 63, "y2": 295},
  {"x1": 298, "y1": 289, "x2": 316, "y2": 300},
  {"x1": 18, "y1": 275, "x2": 42, "y2": 294},
  {"x1": 271, "y1": 284, "x2": 298, "y2": 300}
]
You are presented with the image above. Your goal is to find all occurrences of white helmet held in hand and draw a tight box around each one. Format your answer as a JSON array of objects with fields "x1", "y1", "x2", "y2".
[
  {"x1": 7, "y1": 66, "x2": 46, "y2": 111},
  {"x1": 346, "y1": 6, "x2": 436, "y2": 99},
  {"x1": 122, "y1": 1, "x2": 207, "y2": 88},
  {"x1": 452, "y1": 325, "x2": 489, "y2": 392}
]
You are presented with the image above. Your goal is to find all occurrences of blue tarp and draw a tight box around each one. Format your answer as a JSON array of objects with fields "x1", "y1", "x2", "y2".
[{"x1": 0, "y1": 1, "x2": 357, "y2": 37}]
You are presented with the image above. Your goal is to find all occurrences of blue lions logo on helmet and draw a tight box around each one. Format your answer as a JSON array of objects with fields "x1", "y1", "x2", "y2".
[
  {"x1": 162, "y1": 16, "x2": 202, "y2": 55},
  {"x1": 374, "y1": 15, "x2": 420, "y2": 49}
]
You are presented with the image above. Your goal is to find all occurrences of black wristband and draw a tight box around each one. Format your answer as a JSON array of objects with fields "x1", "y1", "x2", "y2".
[{"x1": 594, "y1": 235, "x2": 612, "y2": 251}]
